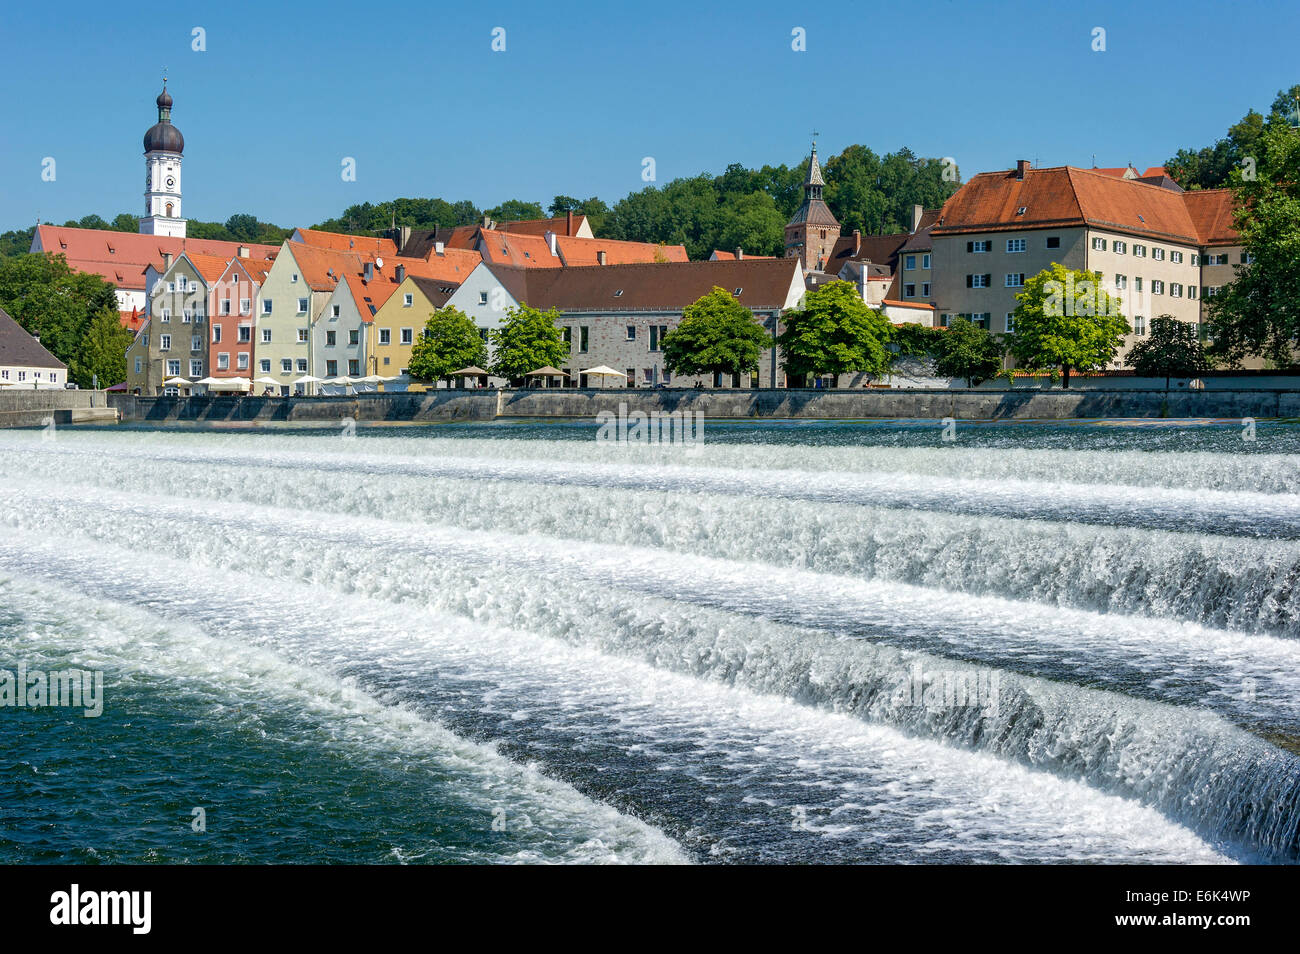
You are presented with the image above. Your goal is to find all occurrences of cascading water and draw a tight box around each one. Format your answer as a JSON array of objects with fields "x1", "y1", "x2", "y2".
[{"x1": 1, "y1": 420, "x2": 1297, "y2": 864}]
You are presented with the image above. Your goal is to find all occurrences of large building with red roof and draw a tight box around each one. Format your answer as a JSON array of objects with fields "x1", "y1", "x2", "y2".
[{"x1": 929, "y1": 160, "x2": 1242, "y2": 359}]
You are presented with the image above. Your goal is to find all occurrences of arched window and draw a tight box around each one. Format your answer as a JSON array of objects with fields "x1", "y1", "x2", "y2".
[{"x1": 166, "y1": 202, "x2": 174, "y2": 217}]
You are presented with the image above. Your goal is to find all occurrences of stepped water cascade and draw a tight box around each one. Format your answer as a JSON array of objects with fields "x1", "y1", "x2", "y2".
[{"x1": 2, "y1": 420, "x2": 1298, "y2": 864}]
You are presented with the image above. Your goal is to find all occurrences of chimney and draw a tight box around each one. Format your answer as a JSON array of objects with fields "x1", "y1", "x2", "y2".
[
  {"x1": 566, "y1": 210, "x2": 574, "y2": 236},
  {"x1": 853, "y1": 229, "x2": 861, "y2": 255},
  {"x1": 858, "y1": 265, "x2": 869, "y2": 300},
  {"x1": 1016, "y1": 159, "x2": 1030, "y2": 180},
  {"x1": 734, "y1": 247, "x2": 743, "y2": 260},
  {"x1": 399, "y1": 226, "x2": 411, "y2": 253},
  {"x1": 162, "y1": 252, "x2": 173, "y2": 270},
  {"x1": 910, "y1": 205, "x2": 923, "y2": 232},
  {"x1": 363, "y1": 261, "x2": 374, "y2": 281},
  {"x1": 395, "y1": 264, "x2": 406, "y2": 283},
  {"x1": 434, "y1": 241, "x2": 445, "y2": 256},
  {"x1": 597, "y1": 250, "x2": 607, "y2": 266},
  {"x1": 237, "y1": 245, "x2": 249, "y2": 258},
  {"x1": 546, "y1": 230, "x2": 558, "y2": 257}
]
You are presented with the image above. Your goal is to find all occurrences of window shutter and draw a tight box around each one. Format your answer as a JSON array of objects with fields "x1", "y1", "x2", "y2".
[
  {"x1": 966, "y1": 274, "x2": 973, "y2": 288},
  {"x1": 984, "y1": 274, "x2": 992, "y2": 287},
  {"x1": 967, "y1": 241, "x2": 974, "y2": 253}
]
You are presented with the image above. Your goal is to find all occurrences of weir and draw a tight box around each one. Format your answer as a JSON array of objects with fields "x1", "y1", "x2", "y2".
[{"x1": 102, "y1": 386, "x2": 1300, "y2": 424}]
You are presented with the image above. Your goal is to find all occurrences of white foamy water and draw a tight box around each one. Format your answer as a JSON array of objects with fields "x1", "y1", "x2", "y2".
[{"x1": 1, "y1": 425, "x2": 1297, "y2": 863}]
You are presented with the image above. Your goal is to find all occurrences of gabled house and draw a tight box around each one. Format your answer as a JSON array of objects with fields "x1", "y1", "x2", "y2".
[
  {"x1": 211, "y1": 256, "x2": 274, "y2": 383},
  {"x1": 0, "y1": 306, "x2": 67, "y2": 389},
  {"x1": 127, "y1": 250, "x2": 229, "y2": 392},
  {"x1": 367, "y1": 275, "x2": 461, "y2": 383}
]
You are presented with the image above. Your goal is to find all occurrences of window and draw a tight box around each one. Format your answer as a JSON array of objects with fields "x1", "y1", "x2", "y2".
[
  {"x1": 626, "y1": 325, "x2": 637, "y2": 341},
  {"x1": 348, "y1": 360, "x2": 359, "y2": 376},
  {"x1": 237, "y1": 354, "x2": 249, "y2": 370},
  {"x1": 904, "y1": 255, "x2": 916, "y2": 270},
  {"x1": 134, "y1": 356, "x2": 143, "y2": 374},
  {"x1": 260, "y1": 359, "x2": 271, "y2": 373},
  {"x1": 297, "y1": 298, "x2": 308, "y2": 315},
  {"x1": 922, "y1": 254, "x2": 931, "y2": 269},
  {"x1": 213, "y1": 325, "x2": 222, "y2": 343},
  {"x1": 326, "y1": 330, "x2": 337, "y2": 347},
  {"x1": 967, "y1": 274, "x2": 990, "y2": 288},
  {"x1": 281, "y1": 359, "x2": 292, "y2": 373},
  {"x1": 238, "y1": 326, "x2": 251, "y2": 343},
  {"x1": 939, "y1": 314, "x2": 951, "y2": 327},
  {"x1": 1134, "y1": 315, "x2": 1146, "y2": 335},
  {"x1": 479, "y1": 291, "x2": 489, "y2": 304},
  {"x1": 579, "y1": 326, "x2": 590, "y2": 353},
  {"x1": 261, "y1": 328, "x2": 272, "y2": 343},
  {"x1": 182, "y1": 309, "x2": 192, "y2": 323},
  {"x1": 167, "y1": 360, "x2": 181, "y2": 376},
  {"x1": 904, "y1": 283, "x2": 916, "y2": 298},
  {"x1": 217, "y1": 353, "x2": 230, "y2": 370},
  {"x1": 1133, "y1": 244, "x2": 1147, "y2": 258},
  {"x1": 297, "y1": 328, "x2": 308, "y2": 343},
  {"x1": 1135, "y1": 277, "x2": 1143, "y2": 292},
  {"x1": 1171, "y1": 283, "x2": 1183, "y2": 297},
  {"x1": 400, "y1": 328, "x2": 413, "y2": 345},
  {"x1": 1188, "y1": 285, "x2": 1198, "y2": 300},
  {"x1": 648, "y1": 325, "x2": 668, "y2": 352},
  {"x1": 379, "y1": 328, "x2": 391, "y2": 345},
  {"x1": 190, "y1": 359, "x2": 203, "y2": 377},
  {"x1": 240, "y1": 298, "x2": 251, "y2": 315},
  {"x1": 263, "y1": 300, "x2": 273, "y2": 315},
  {"x1": 191, "y1": 335, "x2": 202, "y2": 352},
  {"x1": 160, "y1": 334, "x2": 171, "y2": 350},
  {"x1": 563, "y1": 327, "x2": 572, "y2": 348},
  {"x1": 403, "y1": 294, "x2": 413, "y2": 307},
  {"x1": 922, "y1": 282, "x2": 931, "y2": 297},
  {"x1": 1152, "y1": 247, "x2": 1165, "y2": 261},
  {"x1": 1205, "y1": 286, "x2": 1220, "y2": 298},
  {"x1": 966, "y1": 240, "x2": 991, "y2": 253},
  {"x1": 1092, "y1": 237, "x2": 1107, "y2": 251},
  {"x1": 626, "y1": 368, "x2": 636, "y2": 388},
  {"x1": 347, "y1": 329, "x2": 359, "y2": 347},
  {"x1": 1152, "y1": 280, "x2": 1164, "y2": 295},
  {"x1": 221, "y1": 299, "x2": 232, "y2": 315},
  {"x1": 1045, "y1": 237, "x2": 1060, "y2": 249},
  {"x1": 1115, "y1": 274, "x2": 1128, "y2": 290},
  {"x1": 1113, "y1": 241, "x2": 1127, "y2": 254},
  {"x1": 1191, "y1": 254, "x2": 1200, "y2": 266},
  {"x1": 1006, "y1": 239, "x2": 1026, "y2": 253},
  {"x1": 161, "y1": 309, "x2": 171, "y2": 321},
  {"x1": 1005, "y1": 273, "x2": 1025, "y2": 287},
  {"x1": 1242, "y1": 252, "x2": 1255, "y2": 264},
  {"x1": 1206, "y1": 253, "x2": 1228, "y2": 265},
  {"x1": 326, "y1": 360, "x2": 338, "y2": 377},
  {"x1": 1170, "y1": 251, "x2": 1183, "y2": 264},
  {"x1": 331, "y1": 305, "x2": 340, "y2": 318},
  {"x1": 291, "y1": 273, "x2": 299, "y2": 283},
  {"x1": 1005, "y1": 312, "x2": 1016, "y2": 333}
]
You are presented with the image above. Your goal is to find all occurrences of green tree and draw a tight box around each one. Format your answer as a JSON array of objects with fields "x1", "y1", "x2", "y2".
[
  {"x1": 1166, "y1": 84, "x2": 1300, "y2": 189},
  {"x1": 408, "y1": 306, "x2": 488, "y2": 385},
  {"x1": 485, "y1": 199, "x2": 545, "y2": 223},
  {"x1": 777, "y1": 280, "x2": 893, "y2": 382},
  {"x1": 934, "y1": 317, "x2": 1005, "y2": 387},
  {"x1": 1008, "y1": 263, "x2": 1130, "y2": 388},
  {"x1": 489, "y1": 303, "x2": 569, "y2": 384},
  {"x1": 1126, "y1": 315, "x2": 1211, "y2": 388},
  {"x1": 1204, "y1": 121, "x2": 1300, "y2": 366},
  {"x1": 0, "y1": 252, "x2": 119, "y2": 367},
  {"x1": 111, "y1": 213, "x2": 138, "y2": 232},
  {"x1": 662, "y1": 287, "x2": 770, "y2": 379},
  {"x1": 69, "y1": 306, "x2": 133, "y2": 388}
]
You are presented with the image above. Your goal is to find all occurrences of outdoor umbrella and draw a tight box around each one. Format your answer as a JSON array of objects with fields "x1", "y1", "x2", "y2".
[
  {"x1": 581, "y1": 365, "x2": 628, "y2": 388},
  {"x1": 209, "y1": 377, "x2": 251, "y2": 392},
  {"x1": 449, "y1": 366, "x2": 489, "y2": 388},
  {"x1": 524, "y1": 366, "x2": 567, "y2": 388},
  {"x1": 163, "y1": 377, "x2": 191, "y2": 387}
]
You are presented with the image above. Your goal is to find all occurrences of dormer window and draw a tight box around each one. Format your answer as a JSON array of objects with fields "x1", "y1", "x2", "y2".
[
  {"x1": 733, "y1": 287, "x2": 743, "y2": 295},
  {"x1": 614, "y1": 289, "x2": 623, "y2": 297},
  {"x1": 1015, "y1": 207, "x2": 1027, "y2": 216}
]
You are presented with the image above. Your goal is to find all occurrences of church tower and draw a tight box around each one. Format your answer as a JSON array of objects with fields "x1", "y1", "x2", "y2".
[
  {"x1": 784, "y1": 140, "x2": 839, "y2": 272},
  {"x1": 139, "y1": 81, "x2": 186, "y2": 237}
]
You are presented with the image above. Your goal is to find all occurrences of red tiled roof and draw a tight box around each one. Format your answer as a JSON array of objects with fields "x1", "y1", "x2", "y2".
[
  {"x1": 1183, "y1": 188, "x2": 1240, "y2": 245},
  {"x1": 119, "y1": 309, "x2": 145, "y2": 332},
  {"x1": 341, "y1": 273, "x2": 399, "y2": 320},
  {"x1": 293, "y1": 228, "x2": 398, "y2": 258},
  {"x1": 480, "y1": 232, "x2": 563, "y2": 268},
  {"x1": 709, "y1": 250, "x2": 775, "y2": 261},
  {"x1": 31, "y1": 225, "x2": 278, "y2": 291},
  {"x1": 556, "y1": 235, "x2": 688, "y2": 266},
  {"x1": 175, "y1": 251, "x2": 233, "y2": 284},
  {"x1": 494, "y1": 215, "x2": 589, "y2": 237},
  {"x1": 401, "y1": 247, "x2": 480, "y2": 282},
  {"x1": 933, "y1": 165, "x2": 1212, "y2": 244},
  {"x1": 881, "y1": 299, "x2": 935, "y2": 310}
]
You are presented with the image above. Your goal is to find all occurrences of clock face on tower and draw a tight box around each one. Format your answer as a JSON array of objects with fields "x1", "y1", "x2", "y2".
[{"x1": 166, "y1": 176, "x2": 175, "y2": 188}]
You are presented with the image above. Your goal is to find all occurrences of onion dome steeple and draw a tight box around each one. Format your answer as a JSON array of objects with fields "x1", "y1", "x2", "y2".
[{"x1": 143, "y1": 79, "x2": 184, "y2": 154}]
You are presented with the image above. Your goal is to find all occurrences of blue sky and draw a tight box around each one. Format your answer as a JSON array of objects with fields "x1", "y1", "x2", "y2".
[{"x1": 1, "y1": 0, "x2": 1295, "y2": 231}]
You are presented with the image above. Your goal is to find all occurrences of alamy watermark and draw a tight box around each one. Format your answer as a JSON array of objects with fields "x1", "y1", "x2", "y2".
[
  {"x1": 595, "y1": 403, "x2": 704, "y2": 447},
  {"x1": 1, "y1": 663, "x2": 104, "y2": 717},
  {"x1": 892, "y1": 662, "x2": 1001, "y2": 718}
]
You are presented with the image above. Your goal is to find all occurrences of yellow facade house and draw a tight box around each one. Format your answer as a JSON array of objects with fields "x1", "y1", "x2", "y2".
[{"x1": 368, "y1": 275, "x2": 461, "y2": 388}]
